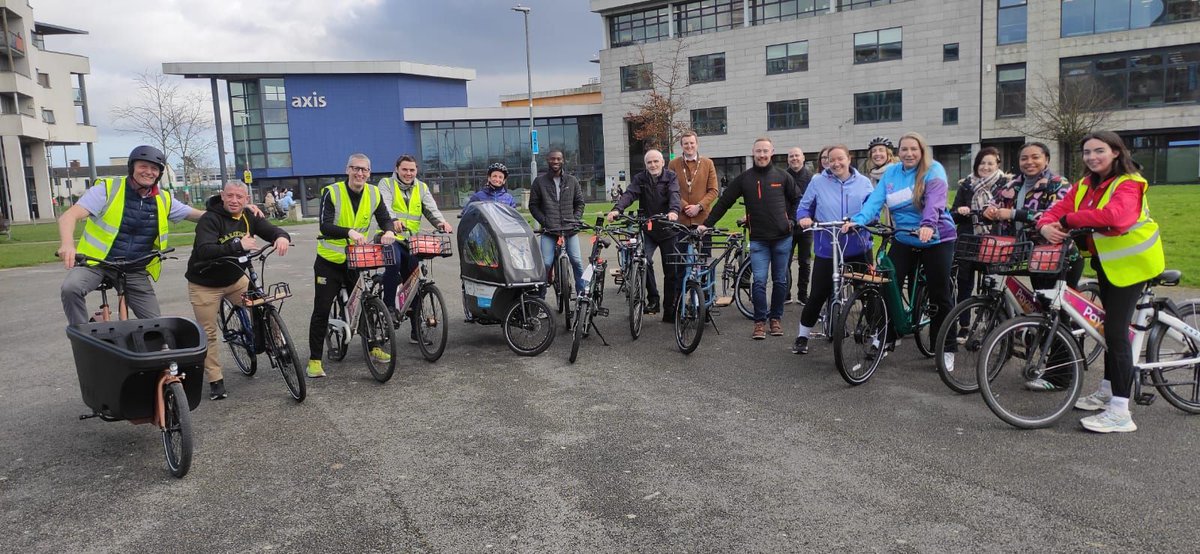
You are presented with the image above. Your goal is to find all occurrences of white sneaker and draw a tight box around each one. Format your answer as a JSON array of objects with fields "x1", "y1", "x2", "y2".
[
  {"x1": 1080, "y1": 409, "x2": 1137, "y2": 433},
  {"x1": 942, "y1": 353, "x2": 955, "y2": 373},
  {"x1": 1074, "y1": 390, "x2": 1112, "y2": 411},
  {"x1": 1024, "y1": 378, "x2": 1062, "y2": 391}
]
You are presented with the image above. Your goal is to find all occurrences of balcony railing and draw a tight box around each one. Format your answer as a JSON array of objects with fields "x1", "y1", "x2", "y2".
[{"x1": 0, "y1": 31, "x2": 26, "y2": 57}]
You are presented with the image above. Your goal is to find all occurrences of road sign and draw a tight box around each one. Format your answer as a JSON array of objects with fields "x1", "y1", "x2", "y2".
[
  {"x1": 243, "y1": 170, "x2": 253, "y2": 184},
  {"x1": 531, "y1": 129, "x2": 539, "y2": 155}
]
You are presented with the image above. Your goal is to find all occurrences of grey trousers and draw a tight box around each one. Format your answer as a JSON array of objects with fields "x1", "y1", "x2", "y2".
[{"x1": 61, "y1": 265, "x2": 161, "y2": 325}]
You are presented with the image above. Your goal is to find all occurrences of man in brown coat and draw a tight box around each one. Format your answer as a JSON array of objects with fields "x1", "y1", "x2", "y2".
[{"x1": 668, "y1": 130, "x2": 719, "y2": 227}]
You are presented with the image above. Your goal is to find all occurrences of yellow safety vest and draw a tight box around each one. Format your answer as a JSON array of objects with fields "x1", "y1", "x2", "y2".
[
  {"x1": 1072, "y1": 173, "x2": 1164, "y2": 287},
  {"x1": 380, "y1": 176, "x2": 425, "y2": 235},
  {"x1": 316, "y1": 181, "x2": 382, "y2": 264},
  {"x1": 76, "y1": 177, "x2": 171, "y2": 280}
]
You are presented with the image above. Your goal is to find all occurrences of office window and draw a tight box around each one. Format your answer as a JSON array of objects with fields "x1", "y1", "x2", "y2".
[
  {"x1": 689, "y1": 53, "x2": 726, "y2": 84},
  {"x1": 1062, "y1": 0, "x2": 1200, "y2": 37},
  {"x1": 41, "y1": 109, "x2": 55, "y2": 124},
  {"x1": 1060, "y1": 45, "x2": 1200, "y2": 110},
  {"x1": 998, "y1": 0, "x2": 1027, "y2": 44},
  {"x1": 943, "y1": 108, "x2": 959, "y2": 125},
  {"x1": 853, "y1": 27, "x2": 902, "y2": 64},
  {"x1": 750, "y1": 0, "x2": 831, "y2": 24},
  {"x1": 36, "y1": 72, "x2": 50, "y2": 88},
  {"x1": 853, "y1": 90, "x2": 902, "y2": 123},
  {"x1": 676, "y1": 0, "x2": 744, "y2": 37},
  {"x1": 609, "y1": 6, "x2": 671, "y2": 46},
  {"x1": 691, "y1": 107, "x2": 728, "y2": 136},
  {"x1": 767, "y1": 99, "x2": 809, "y2": 130},
  {"x1": 943, "y1": 43, "x2": 959, "y2": 61},
  {"x1": 766, "y1": 41, "x2": 809, "y2": 74},
  {"x1": 842, "y1": 0, "x2": 902, "y2": 9},
  {"x1": 621, "y1": 63, "x2": 653, "y2": 92},
  {"x1": 996, "y1": 63, "x2": 1027, "y2": 117}
]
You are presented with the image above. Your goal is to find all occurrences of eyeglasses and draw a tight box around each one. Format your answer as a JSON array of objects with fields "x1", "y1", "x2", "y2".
[{"x1": 348, "y1": 166, "x2": 370, "y2": 174}]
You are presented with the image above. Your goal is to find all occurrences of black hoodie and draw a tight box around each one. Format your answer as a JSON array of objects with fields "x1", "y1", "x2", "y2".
[{"x1": 185, "y1": 194, "x2": 290, "y2": 287}]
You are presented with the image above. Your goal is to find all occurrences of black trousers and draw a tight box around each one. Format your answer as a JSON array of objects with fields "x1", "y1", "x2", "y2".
[
  {"x1": 887, "y1": 240, "x2": 956, "y2": 349},
  {"x1": 801, "y1": 254, "x2": 869, "y2": 328},
  {"x1": 1094, "y1": 258, "x2": 1145, "y2": 399},
  {"x1": 644, "y1": 231, "x2": 680, "y2": 313},
  {"x1": 788, "y1": 227, "x2": 813, "y2": 302},
  {"x1": 309, "y1": 256, "x2": 358, "y2": 361}
]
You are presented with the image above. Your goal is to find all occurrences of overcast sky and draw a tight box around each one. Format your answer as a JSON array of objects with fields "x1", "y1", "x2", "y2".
[{"x1": 32, "y1": 0, "x2": 601, "y2": 168}]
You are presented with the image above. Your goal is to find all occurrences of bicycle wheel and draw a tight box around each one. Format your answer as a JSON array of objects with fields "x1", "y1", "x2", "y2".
[
  {"x1": 360, "y1": 296, "x2": 396, "y2": 383},
  {"x1": 935, "y1": 297, "x2": 1006, "y2": 394},
  {"x1": 977, "y1": 316, "x2": 1084, "y2": 429},
  {"x1": 415, "y1": 285, "x2": 449, "y2": 362},
  {"x1": 556, "y1": 255, "x2": 572, "y2": 315},
  {"x1": 675, "y1": 282, "x2": 706, "y2": 354},
  {"x1": 733, "y1": 262, "x2": 754, "y2": 320},
  {"x1": 161, "y1": 381, "x2": 193, "y2": 478},
  {"x1": 325, "y1": 296, "x2": 349, "y2": 362},
  {"x1": 219, "y1": 299, "x2": 257, "y2": 375},
  {"x1": 569, "y1": 300, "x2": 588, "y2": 363},
  {"x1": 504, "y1": 296, "x2": 556, "y2": 356},
  {"x1": 833, "y1": 287, "x2": 889, "y2": 385},
  {"x1": 1145, "y1": 300, "x2": 1200, "y2": 414},
  {"x1": 1074, "y1": 281, "x2": 1105, "y2": 367},
  {"x1": 912, "y1": 284, "x2": 935, "y2": 358},
  {"x1": 263, "y1": 305, "x2": 305, "y2": 402},
  {"x1": 627, "y1": 259, "x2": 645, "y2": 340}
]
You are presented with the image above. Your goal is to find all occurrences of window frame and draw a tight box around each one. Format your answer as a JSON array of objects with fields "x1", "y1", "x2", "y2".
[
  {"x1": 688, "y1": 52, "x2": 727, "y2": 85},
  {"x1": 996, "y1": 62, "x2": 1027, "y2": 118},
  {"x1": 942, "y1": 107, "x2": 959, "y2": 125},
  {"x1": 997, "y1": 0, "x2": 1028, "y2": 45},
  {"x1": 766, "y1": 41, "x2": 809, "y2": 75},
  {"x1": 853, "y1": 27, "x2": 903, "y2": 64},
  {"x1": 943, "y1": 43, "x2": 959, "y2": 62},
  {"x1": 853, "y1": 90, "x2": 903, "y2": 124},
  {"x1": 690, "y1": 107, "x2": 729, "y2": 136},
  {"x1": 620, "y1": 63, "x2": 654, "y2": 92},
  {"x1": 767, "y1": 99, "x2": 810, "y2": 130}
]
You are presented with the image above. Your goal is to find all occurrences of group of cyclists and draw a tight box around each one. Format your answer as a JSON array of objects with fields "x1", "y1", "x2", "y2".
[{"x1": 57, "y1": 127, "x2": 1168, "y2": 434}]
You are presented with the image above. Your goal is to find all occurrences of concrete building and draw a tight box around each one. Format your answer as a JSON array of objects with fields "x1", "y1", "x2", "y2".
[
  {"x1": 590, "y1": 0, "x2": 1200, "y2": 184},
  {"x1": 0, "y1": 1, "x2": 96, "y2": 223}
]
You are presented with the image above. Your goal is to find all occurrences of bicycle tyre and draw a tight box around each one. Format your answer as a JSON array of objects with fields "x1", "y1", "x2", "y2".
[
  {"x1": 326, "y1": 295, "x2": 349, "y2": 362},
  {"x1": 675, "y1": 282, "x2": 705, "y2": 354},
  {"x1": 977, "y1": 316, "x2": 1084, "y2": 429},
  {"x1": 263, "y1": 305, "x2": 305, "y2": 402},
  {"x1": 556, "y1": 255, "x2": 571, "y2": 315},
  {"x1": 360, "y1": 296, "x2": 397, "y2": 383},
  {"x1": 219, "y1": 299, "x2": 257, "y2": 375},
  {"x1": 833, "y1": 287, "x2": 889, "y2": 385},
  {"x1": 569, "y1": 300, "x2": 588, "y2": 363},
  {"x1": 627, "y1": 259, "x2": 645, "y2": 340},
  {"x1": 912, "y1": 283, "x2": 935, "y2": 358},
  {"x1": 1074, "y1": 281, "x2": 1105, "y2": 367},
  {"x1": 733, "y1": 262, "x2": 754, "y2": 320},
  {"x1": 504, "y1": 296, "x2": 556, "y2": 356},
  {"x1": 1145, "y1": 300, "x2": 1200, "y2": 414},
  {"x1": 415, "y1": 285, "x2": 449, "y2": 362},
  {"x1": 161, "y1": 381, "x2": 193, "y2": 478},
  {"x1": 934, "y1": 296, "x2": 1006, "y2": 394}
]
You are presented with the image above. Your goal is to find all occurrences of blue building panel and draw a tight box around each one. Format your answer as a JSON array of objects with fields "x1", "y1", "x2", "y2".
[{"x1": 285, "y1": 74, "x2": 467, "y2": 175}]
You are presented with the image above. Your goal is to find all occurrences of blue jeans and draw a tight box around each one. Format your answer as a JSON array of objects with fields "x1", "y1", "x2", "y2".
[
  {"x1": 749, "y1": 236, "x2": 792, "y2": 321},
  {"x1": 540, "y1": 233, "x2": 586, "y2": 292},
  {"x1": 382, "y1": 242, "x2": 420, "y2": 332}
]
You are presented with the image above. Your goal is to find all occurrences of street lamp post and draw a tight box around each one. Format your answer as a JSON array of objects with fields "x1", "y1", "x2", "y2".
[{"x1": 512, "y1": 4, "x2": 536, "y2": 184}]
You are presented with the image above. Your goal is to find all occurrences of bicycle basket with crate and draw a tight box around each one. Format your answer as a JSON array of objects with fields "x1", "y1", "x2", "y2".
[
  {"x1": 954, "y1": 234, "x2": 1031, "y2": 275},
  {"x1": 410, "y1": 233, "x2": 453, "y2": 258},
  {"x1": 842, "y1": 260, "x2": 892, "y2": 284},
  {"x1": 1027, "y1": 242, "x2": 1071, "y2": 274},
  {"x1": 242, "y1": 282, "x2": 292, "y2": 307},
  {"x1": 346, "y1": 244, "x2": 396, "y2": 269}
]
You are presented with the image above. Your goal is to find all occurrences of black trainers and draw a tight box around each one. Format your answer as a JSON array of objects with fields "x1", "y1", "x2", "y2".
[
  {"x1": 645, "y1": 297, "x2": 661, "y2": 315},
  {"x1": 209, "y1": 379, "x2": 227, "y2": 401},
  {"x1": 791, "y1": 336, "x2": 809, "y2": 355},
  {"x1": 409, "y1": 330, "x2": 432, "y2": 345}
]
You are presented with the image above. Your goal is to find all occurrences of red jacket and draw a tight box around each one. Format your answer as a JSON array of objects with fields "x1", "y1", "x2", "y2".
[{"x1": 1037, "y1": 175, "x2": 1145, "y2": 254}]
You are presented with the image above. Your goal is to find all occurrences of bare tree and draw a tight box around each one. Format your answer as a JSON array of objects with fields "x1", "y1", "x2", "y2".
[
  {"x1": 1001, "y1": 74, "x2": 1116, "y2": 180},
  {"x1": 625, "y1": 38, "x2": 692, "y2": 160},
  {"x1": 110, "y1": 71, "x2": 215, "y2": 188}
]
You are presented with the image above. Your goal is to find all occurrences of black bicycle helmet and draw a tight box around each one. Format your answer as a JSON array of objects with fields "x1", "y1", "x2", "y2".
[
  {"x1": 487, "y1": 162, "x2": 509, "y2": 177},
  {"x1": 128, "y1": 145, "x2": 167, "y2": 171},
  {"x1": 867, "y1": 136, "x2": 894, "y2": 151}
]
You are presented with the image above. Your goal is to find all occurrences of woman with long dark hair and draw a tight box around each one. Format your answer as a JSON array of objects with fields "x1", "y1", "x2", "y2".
[{"x1": 1038, "y1": 131, "x2": 1165, "y2": 433}]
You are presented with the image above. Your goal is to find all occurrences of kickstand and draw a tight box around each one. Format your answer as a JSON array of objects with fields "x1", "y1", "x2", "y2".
[
  {"x1": 708, "y1": 310, "x2": 721, "y2": 335},
  {"x1": 592, "y1": 320, "x2": 610, "y2": 346}
]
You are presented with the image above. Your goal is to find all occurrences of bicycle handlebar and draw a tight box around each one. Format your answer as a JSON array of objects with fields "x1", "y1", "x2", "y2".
[{"x1": 70, "y1": 248, "x2": 176, "y2": 272}]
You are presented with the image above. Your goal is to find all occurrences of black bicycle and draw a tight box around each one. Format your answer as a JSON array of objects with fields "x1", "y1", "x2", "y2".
[
  {"x1": 213, "y1": 244, "x2": 305, "y2": 402},
  {"x1": 568, "y1": 218, "x2": 613, "y2": 363},
  {"x1": 608, "y1": 212, "x2": 648, "y2": 339}
]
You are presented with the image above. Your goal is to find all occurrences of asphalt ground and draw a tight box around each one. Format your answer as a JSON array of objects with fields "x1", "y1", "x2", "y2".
[{"x1": 2, "y1": 221, "x2": 1198, "y2": 552}]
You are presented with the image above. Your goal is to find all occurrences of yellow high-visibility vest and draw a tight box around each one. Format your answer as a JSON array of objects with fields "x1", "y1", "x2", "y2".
[
  {"x1": 76, "y1": 177, "x2": 171, "y2": 280},
  {"x1": 1072, "y1": 173, "x2": 1164, "y2": 287},
  {"x1": 380, "y1": 177, "x2": 425, "y2": 235},
  {"x1": 316, "y1": 181, "x2": 382, "y2": 264}
]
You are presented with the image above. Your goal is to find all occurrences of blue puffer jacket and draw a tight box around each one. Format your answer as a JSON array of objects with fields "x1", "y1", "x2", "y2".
[
  {"x1": 796, "y1": 168, "x2": 874, "y2": 258},
  {"x1": 468, "y1": 186, "x2": 517, "y2": 208},
  {"x1": 107, "y1": 183, "x2": 161, "y2": 261}
]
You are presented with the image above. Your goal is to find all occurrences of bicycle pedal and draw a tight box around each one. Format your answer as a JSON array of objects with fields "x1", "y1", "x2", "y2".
[
  {"x1": 596, "y1": 307, "x2": 609, "y2": 317},
  {"x1": 613, "y1": 276, "x2": 624, "y2": 285},
  {"x1": 1135, "y1": 393, "x2": 1156, "y2": 406}
]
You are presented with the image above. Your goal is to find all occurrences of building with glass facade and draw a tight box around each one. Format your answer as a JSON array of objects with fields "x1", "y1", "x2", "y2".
[{"x1": 592, "y1": 0, "x2": 1199, "y2": 184}]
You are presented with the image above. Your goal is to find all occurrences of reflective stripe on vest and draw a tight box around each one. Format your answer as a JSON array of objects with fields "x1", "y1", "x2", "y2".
[
  {"x1": 1072, "y1": 174, "x2": 1164, "y2": 287},
  {"x1": 316, "y1": 182, "x2": 381, "y2": 264},
  {"x1": 76, "y1": 177, "x2": 171, "y2": 280},
  {"x1": 383, "y1": 177, "x2": 424, "y2": 235}
]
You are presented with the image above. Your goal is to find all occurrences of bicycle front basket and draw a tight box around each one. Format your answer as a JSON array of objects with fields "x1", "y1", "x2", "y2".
[{"x1": 346, "y1": 244, "x2": 395, "y2": 269}]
